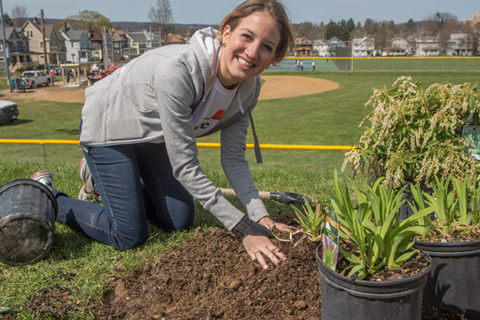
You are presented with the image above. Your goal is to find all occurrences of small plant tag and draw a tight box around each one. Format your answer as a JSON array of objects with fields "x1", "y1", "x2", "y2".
[{"x1": 322, "y1": 209, "x2": 339, "y2": 271}]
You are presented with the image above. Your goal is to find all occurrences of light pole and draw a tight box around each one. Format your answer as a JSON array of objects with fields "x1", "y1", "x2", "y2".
[{"x1": 0, "y1": 0, "x2": 10, "y2": 85}]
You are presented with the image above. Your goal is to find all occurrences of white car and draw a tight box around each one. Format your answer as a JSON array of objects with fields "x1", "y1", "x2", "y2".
[{"x1": 0, "y1": 100, "x2": 19, "y2": 123}]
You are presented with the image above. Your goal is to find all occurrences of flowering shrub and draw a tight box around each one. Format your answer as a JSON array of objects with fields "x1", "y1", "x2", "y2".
[{"x1": 343, "y1": 76, "x2": 480, "y2": 189}]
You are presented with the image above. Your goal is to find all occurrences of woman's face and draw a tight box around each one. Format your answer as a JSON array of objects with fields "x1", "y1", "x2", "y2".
[{"x1": 217, "y1": 11, "x2": 281, "y2": 89}]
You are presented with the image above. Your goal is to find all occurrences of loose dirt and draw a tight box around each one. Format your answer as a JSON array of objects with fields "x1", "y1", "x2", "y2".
[{"x1": 2, "y1": 75, "x2": 339, "y2": 103}]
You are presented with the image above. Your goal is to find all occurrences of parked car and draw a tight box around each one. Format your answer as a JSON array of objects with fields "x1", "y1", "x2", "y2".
[
  {"x1": 21, "y1": 71, "x2": 52, "y2": 88},
  {"x1": 107, "y1": 65, "x2": 123, "y2": 74},
  {"x1": 91, "y1": 64, "x2": 104, "y2": 72},
  {"x1": 0, "y1": 100, "x2": 19, "y2": 123}
]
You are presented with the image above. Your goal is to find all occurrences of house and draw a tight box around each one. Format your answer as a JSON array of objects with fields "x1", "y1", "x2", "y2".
[
  {"x1": 21, "y1": 18, "x2": 67, "y2": 67},
  {"x1": 312, "y1": 40, "x2": 327, "y2": 57},
  {"x1": 0, "y1": 25, "x2": 32, "y2": 72},
  {"x1": 389, "y1": 38, "x2": 408, "y2": 56},
  {"x1": 162, "y1": 33, "x2": 185, "y2": 46},
  {"x1": 292, "y1": 37, "x2": 314, "y2": 56},
  {"x1": 59, "y1": 23, "x2": 94, "y2": 63},
  {"x1": 88, "y1": 26, "x2": 104, "y2": 61},
  {"x1": 325, "y1": 37, "x2": 345, "y2": 56},
  {"x1": 108, "y1": 28, "x2": 130, "y2": 62},
  {"x1": 463, "y1": 13, "x2": 480, "y2": 27},
  {"x1": 352, "y1": 37, "x2": 374, "y2": 57},
  {"x1": 126, "y1": 29, "x2": 147, "y2": 57},
  {"x1": 409, "y1": 35, "x2": 440, "y2": 56},
  {"x1": 447, "y1": 33, "x2": 474, "y2": 56}
]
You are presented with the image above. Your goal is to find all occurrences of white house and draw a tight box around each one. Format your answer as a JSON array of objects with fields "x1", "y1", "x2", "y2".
[
  {"x1": 59, "y1": 23, "x2": 94, "y2": 63},
  {"x1": 352, "y1": 37, "x2": 375, "y2": 57}
]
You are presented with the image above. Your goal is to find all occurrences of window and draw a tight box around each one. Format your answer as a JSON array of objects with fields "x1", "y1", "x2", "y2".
[
  {"x1": 114, "y1": 42, "x2": 118, "y2": 48},
  {"x1": 40, "y1": 42, "x2": 43, "y2": 48},
  {"x1": 0, "y1": 42, "x2": 2, "y2": 50},
  {"x1": 71, "y1": 42, "x2": 74, "y2": 47},
  {"x1": 114, "y1": 50, "x2": 119, "y2": 54}
]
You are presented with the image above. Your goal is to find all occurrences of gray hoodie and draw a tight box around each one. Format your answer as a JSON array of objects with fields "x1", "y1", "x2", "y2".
[{"x1": 79, "y1": 28, "x2": 269, "y2": 230}]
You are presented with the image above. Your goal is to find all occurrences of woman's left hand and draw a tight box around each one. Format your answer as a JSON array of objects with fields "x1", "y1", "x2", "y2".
[{"x1": 257, "y1": 216, "x2": 291, "y2": 233}]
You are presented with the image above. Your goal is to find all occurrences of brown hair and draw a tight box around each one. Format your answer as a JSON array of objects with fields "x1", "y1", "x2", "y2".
[{"x1": 219, "y1": 0, "x2": 295, "y2": 65}]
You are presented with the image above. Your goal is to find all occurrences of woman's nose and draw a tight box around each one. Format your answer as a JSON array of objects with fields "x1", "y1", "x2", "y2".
[{"x1": 245, "y1": 42, "x2": 260, "y2": 59}]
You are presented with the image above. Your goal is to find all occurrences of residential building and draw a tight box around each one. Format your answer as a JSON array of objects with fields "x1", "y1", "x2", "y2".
[
  {"x1": 293, "y1": 37, "x2": 314, "y2": 56},
  {"x1": 0, "y1": 25, "x2": 32, "y2": 72},
  {"x1": 325, "y1": 37, "x2": 345, "y2": 56},
  {"x1": 161, "y1": 33, "x2": 185, "y2": 46},
  {"x1": 408, "y1": 35, "x2": 440, "y2": 56},
  {"x1": 447, "y1": 33, "x2": 474, "y2": 56},
  {"x1": 21, "y1": 18, "x2": 67, "y2": 66},
  {"x1": 312, "y1": 39, "x2": 327, "y2": 57},
  {"x1": 389, "y1": 38, "x2": 408, "y2": 56},
  {"x1": 59, "y1": 23, "x2": 94, "y2": 63},
  {"x1": 109, "y1": 28, "x2": 129, "y2": 62},
  {"x1": 352, "y1": 37, "x2": 374, "y2": 57},
  {"x1": 88, "y1": 26, "x2": 103, "y2": 61},
  {"x1": 126, "y1": 29, "x2": 147, "y2": 58}
]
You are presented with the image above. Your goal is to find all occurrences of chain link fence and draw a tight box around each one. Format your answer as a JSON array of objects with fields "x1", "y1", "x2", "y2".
[{"x1": 0, "y1": 141, "x2": 354, "y2": 200}]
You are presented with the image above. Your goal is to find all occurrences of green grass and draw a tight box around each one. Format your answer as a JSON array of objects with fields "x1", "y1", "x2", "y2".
[{"x1": 1, "y1": 71, "x2": 480, "y2": 318}]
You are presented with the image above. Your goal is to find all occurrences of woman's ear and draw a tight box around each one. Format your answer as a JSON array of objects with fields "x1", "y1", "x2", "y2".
[{"x1": 222, "y1": 25, "x2": 231, "y2": 42}]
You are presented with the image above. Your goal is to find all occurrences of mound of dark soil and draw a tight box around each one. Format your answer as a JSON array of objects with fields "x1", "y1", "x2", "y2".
[{"x1": 12, "y1": 226, "x2": 466, "y2": 320}]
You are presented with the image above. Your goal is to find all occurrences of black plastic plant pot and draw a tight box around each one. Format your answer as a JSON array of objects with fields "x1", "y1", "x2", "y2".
[
  {"x1": 316, "y1": 244, "x2": 431, "y2": 320},
  {"x1": 415, "y1": 239, "x2": 480, "y2": 319},
  {"x1": 0, "y1": 179, "x2": 58, "y2": 266},
  {"x1": 399, "y1": 184, "x2": 433, "y2": 221}
]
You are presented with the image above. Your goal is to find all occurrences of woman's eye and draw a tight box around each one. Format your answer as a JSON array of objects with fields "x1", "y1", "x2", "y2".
[
  {"x1": 242, "y1": 33, "x2": 252, "y2": 40},
  {"x1": 264, "y1": 44, "x2": 272, "y2": 52}
]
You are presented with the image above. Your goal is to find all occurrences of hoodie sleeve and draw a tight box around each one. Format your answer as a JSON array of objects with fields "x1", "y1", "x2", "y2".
[{"x1": 220, "y1": 78, "x2": 269, "y2": 223}]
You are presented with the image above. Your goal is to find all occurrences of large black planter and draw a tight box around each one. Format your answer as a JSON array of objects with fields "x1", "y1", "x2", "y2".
[
  {"x1": 415, "y1": 239, "x2": 480, "y2": 319},
  {"x1": 317, "y1": 244, "x2": 431, "y2": 320}
]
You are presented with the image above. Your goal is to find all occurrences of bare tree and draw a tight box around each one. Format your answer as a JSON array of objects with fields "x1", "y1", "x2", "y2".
[
  {"x1": 148, "y1": 0, "x2": 174, "y2": 45},
  {"x1": 11, "y1": 5, "x2": 29, "y2": 28}
]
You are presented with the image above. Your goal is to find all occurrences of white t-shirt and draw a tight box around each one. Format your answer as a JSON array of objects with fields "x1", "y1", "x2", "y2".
[
  {"x1": 149, "y1": 78, "x2": 239, "y2": 143},
  {"x1": 191, "y1": 78, "x2": 239, "y2": 136}
]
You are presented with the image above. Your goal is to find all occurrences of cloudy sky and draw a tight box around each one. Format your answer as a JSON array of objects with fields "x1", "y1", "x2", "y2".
[{"x1": 2, "y1": 0, "x2": 478, "y2": 25}]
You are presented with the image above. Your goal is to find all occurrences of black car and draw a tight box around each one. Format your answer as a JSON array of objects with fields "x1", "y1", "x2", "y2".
[{"x1": 0, "y1": 100, "x2": 19, "y2": 123}]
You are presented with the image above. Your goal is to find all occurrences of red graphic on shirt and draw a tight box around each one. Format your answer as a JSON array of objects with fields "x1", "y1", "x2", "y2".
[{"x1": 210, "y1": 109, "x2": 226, "y2": 120}]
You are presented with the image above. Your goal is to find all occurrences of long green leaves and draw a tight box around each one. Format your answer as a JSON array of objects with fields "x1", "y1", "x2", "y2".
[
  {"x1": 291, "y1": 200, "x2": 324, "y2": 241},
  {"x1": 331, "y1": 170, "x2": 434, "y2": 280}
]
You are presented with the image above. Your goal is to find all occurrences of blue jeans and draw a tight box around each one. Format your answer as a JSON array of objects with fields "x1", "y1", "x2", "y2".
[{"x1": 53, "y1": 143, "x2": 195, "y2": 250}]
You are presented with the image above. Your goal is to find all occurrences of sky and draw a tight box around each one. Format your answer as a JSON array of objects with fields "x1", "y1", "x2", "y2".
[{"x1": 2, "y1": 0, "x2": 478, "y2": 26}]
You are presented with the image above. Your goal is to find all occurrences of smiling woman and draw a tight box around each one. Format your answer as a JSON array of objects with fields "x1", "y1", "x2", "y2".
[{"x1": 28, "y1": 0, "x2": 298, "y2": 273}]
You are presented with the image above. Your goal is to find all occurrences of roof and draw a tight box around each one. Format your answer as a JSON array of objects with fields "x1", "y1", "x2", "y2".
[{"x1": 88, "y1": 26, "x2": 103, "y2": 41}]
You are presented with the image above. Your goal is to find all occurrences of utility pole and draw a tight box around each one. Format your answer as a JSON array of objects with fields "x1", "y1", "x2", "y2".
[
  {"x1": 0, "y1": 0, "x2": 10, "y2": 85},
  {"x1": 41, "y1": 9, "x2": 48, "y2": 73}
]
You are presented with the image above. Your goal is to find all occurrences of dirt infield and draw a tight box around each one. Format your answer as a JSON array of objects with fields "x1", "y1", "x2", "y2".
[{"x1": 2, "y1": 76, "x2": 339, "y2": 103}]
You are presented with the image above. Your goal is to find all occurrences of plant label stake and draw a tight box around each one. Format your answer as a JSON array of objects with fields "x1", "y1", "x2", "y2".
[{"x1": 322, "y1": 209, "x2": 339, "y2": 271}]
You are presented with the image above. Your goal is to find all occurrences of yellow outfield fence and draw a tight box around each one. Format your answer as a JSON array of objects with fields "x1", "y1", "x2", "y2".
[{"x1": 0, "y1": 139, "x2": 355, "y2": 176}]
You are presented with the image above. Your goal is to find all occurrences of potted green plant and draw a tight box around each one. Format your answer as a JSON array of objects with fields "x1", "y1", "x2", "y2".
[
  {"x1": 343, "y1": 76, "x2": 480, "y2": 196},
  {"x1": 316, "y1": 170, "x2": 435, "y2": 320},
  {"x1": 410, "y1": 174, "x2": 480, "y2": 319}
]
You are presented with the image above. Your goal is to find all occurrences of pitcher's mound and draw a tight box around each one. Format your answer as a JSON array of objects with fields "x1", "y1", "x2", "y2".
[{"x1": 259, "y1": 75, "x2": 339, "y2": 100}]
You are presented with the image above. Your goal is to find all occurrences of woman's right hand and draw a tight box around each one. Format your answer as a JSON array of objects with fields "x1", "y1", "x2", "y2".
[{"x1": 242, "y1": 234, "x2": 287, "y2": 270}]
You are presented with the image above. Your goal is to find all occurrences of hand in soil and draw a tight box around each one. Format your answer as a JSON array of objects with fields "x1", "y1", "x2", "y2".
[
  {"x1": 258, "y1": 216, "x2": 292, "y2": 233},
  {"x1": 243, "y1": 234, "x2": 287, "y2": 270}
]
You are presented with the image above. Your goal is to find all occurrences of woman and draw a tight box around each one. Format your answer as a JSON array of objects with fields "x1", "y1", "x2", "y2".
[{"x1": 31, "y1": 0, "x2": 295, "y2": 270}]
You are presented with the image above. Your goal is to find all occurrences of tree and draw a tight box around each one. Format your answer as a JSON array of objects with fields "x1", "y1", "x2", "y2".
[
  {"x1": 65, "y1": 10, "x2": 111, "y2": 29},
  {"x1": 148, "y1": 0, "x2": 174, "y2": 45},
  {"x1": 11, "y1": 5, "x2": 28, "y2": 28},
  {"x1": 324, "y1": 20, "x2": 337, "y2": 40},
  {"x1": 374, "y1": 23, "x2": 389, "y2": 55},
  {"x1": 363, "y1": 18, "x2": 378, "y2": 35},
  {"x1": 2, "y1": 13, "x2": 13, "y2": 27}
]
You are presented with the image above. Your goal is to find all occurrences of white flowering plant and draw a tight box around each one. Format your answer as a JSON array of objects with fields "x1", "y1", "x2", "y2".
[{"x1": 343, "y1": 76, "x2": 480, "y2": 190}]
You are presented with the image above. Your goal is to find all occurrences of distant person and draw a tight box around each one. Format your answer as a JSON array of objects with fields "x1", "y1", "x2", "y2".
[
  {"x1": 311, "y1": 59, "x2": 315, "y2": 72},
  {"x1": 50, "y1": 70, "x2": 55, "y2": 86},
  {"x1": 31, "y1": 0, "x2": 295, "y2": 270},
  {"x1": 300, "y1": 59, "x2": 304, "y2": 71},
  {"x1": 295, "y1": 59, "x2": 299, "y2": 70}
]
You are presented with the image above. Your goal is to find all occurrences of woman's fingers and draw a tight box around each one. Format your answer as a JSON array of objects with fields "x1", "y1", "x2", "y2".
[{"x1": 244, "y1": 236, "x2": 287, "y2": 270}]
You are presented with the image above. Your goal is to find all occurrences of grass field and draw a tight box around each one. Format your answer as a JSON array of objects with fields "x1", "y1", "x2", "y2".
[{"x1": 1, "y1": 71, "x2": 479, "y2": 318}]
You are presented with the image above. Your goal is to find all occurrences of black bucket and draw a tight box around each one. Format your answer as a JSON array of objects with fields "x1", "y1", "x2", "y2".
[
  {"x1": 317, "y1": 244, "x2": 431, "y2": 320},
  {"x1": 0, "y1": 179, "x2": 58, "y2": 266},
  {"x1": 415, "y1": 240, "x2": 480, "y2": 319}
]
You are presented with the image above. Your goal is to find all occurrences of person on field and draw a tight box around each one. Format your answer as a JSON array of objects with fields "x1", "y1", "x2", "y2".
[
  {"x1": 49, "y1": 69, "x2": 55, "y2": 86},
  {"x1": 31, "y1": 0, "x2": 295, "y2": 270},
  {"x1": 311, "y1": 59, "x2": 315, "y2": 72}
]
